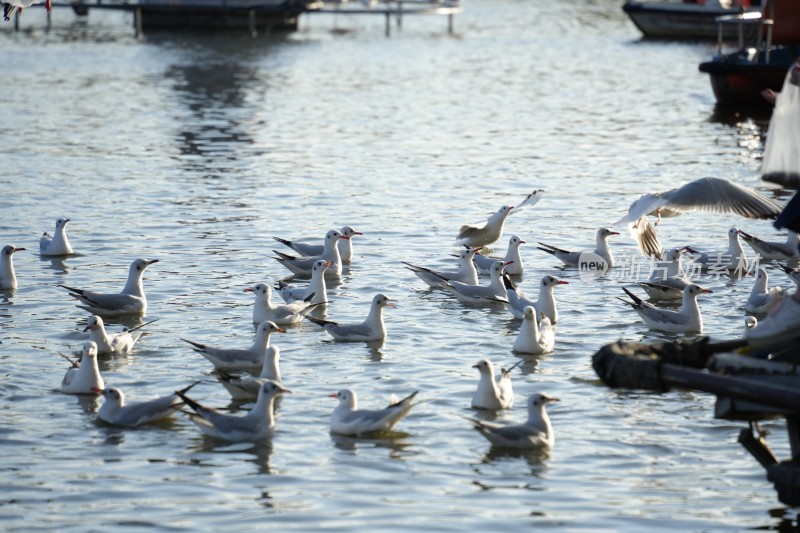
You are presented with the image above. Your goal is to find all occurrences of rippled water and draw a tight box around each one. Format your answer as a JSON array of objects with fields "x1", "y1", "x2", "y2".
[{"x1": 2, "y1": 1, "x2": 798, "y2": 530}]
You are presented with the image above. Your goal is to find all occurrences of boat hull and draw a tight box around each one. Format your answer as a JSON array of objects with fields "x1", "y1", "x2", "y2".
[
  {"x1": 699, "y1": 47, "x2": 799, "y2": 105},
  {"x1": 134, "y1": 0, "x2": 307, "y2": 31},
  {"x1": 623, "y1": 1, "x2": 756, "y2": 40}
]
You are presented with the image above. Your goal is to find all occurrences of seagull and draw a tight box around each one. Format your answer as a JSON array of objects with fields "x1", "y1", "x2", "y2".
[
  {"x1": 59, "y1": 258, "x2": 159, "y2": 317},
  {"x1": 440, "y1": 260, "x2": 512, "y2": 304},
  {"x1": 306, "y1": 293, "x2": 395, "y2": 341},
  {"x1": 276, "y1": 260, "x2": 331, "y2": 305},
  {"x1": 94, "y1": 383, "x2": 198, "y2": 427},
  {"x1": 39, "y1": 218, "x2": 74, "y2": 257},
  {"x1": 745, "y1": 268, "x2": 786, "y2": 315},
  {"x1": 61, "y1": 341, "x2": 104, "y2": 394},
  {"x1": 216, "y1": 346, "x2": 282, "y2": 401},
  {"x1": 636, "y1": 248, "x2": 691, "y2": 300},
  {"x1": 403, "y1": 247, "x2": 481, "y2": 288},
  {"x1": 513, "y1": 307, "x2": 556, "y2": 355},
  {"x1": 178, "y1": 380, "x2": 290, "y2": 442},
  {"x1": 456, "y1": 190, "x2": 544, "y2": 248},
  {"x1": 471, "y1": 359, "x2": 520, "y2": 410},
  {"x1": 682, "y1": 227, "x2": 749, "y2": 273},
  {"x1": 618, "y1": 284, "x2": 712, "y2": 333},
  {"x1": 778, "y1": 264, "x2": 800, "y2": 289},
  {"x1": 745, "y1": 316, "x2": 758, "y2": 330},
  {"x1": 273, "y1": 229, "x2": 346, "y2": 277},
  {"x1": 245, "y1": 283, "x2": 320, "y2": 325},
  {"x1": 614, "y1": 177, "x2": 784, "y2": 258},
  {"x1": 738, "y1": 230, "x2": 800, "y2": 261},
  {"x1": 182, "y1": 320, "x2": 286, "y2": 370},
  {"x1": 82, "y1": 315, "x2": 155, "y2": 355},
  {"x1": 467, "y1": 392, "x2": 559, "y2": 449},
  {"x1": 3, "y1": 0, "x2": 51, "y2": 22},
  {"x1": 0, "y1": 245, "x2": 25, "y2": 291},
  {"x1": 472, "y1": 235, "x2": 526, "y2": 276},
  {"x1": 504, "y1": 274, "x2": 568, "y2": 322},
  {"x1": 273, "y1": 226, "x2": 363, "y2": 263},
  {"x1": 329, "y1": 389, "x2": 418, "y2": 436},
  {"x1": 537, "y1": 228, "x2": 619, "y2": 268}
]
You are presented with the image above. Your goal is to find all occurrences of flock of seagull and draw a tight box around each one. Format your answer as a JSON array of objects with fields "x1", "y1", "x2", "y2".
[{"x1": 2, "y1": 176, "x2": 798, "y2": 452}]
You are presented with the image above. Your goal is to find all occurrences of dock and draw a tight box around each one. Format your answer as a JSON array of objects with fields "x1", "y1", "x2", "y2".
[{"x1": 3, "y1": 0, "x2": 462, "y2": 37}]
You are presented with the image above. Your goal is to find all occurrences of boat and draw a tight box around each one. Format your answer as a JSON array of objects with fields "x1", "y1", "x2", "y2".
[
  {"x1": 698, "y1": 0, "x2": 800, "y2": 106},
  {"x1": 622, "y1": 0, "x2": 758, "y2": 40},
  {"x1": 592, "y1": 334, "x2": 800, "y2": 507}
]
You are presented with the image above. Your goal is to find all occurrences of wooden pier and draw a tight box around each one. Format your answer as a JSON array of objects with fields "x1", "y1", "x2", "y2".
[{"x1": 4, "y1": 0, "x2": 462, "y2": 37}]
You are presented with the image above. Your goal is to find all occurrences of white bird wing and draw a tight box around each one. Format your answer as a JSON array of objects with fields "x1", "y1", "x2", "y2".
[
  {"x1": 113, "y1": 396, "x2": 179, "y2": 426},
  {"x1": 509, "y1": 189, "x2": 544, "y2": 214},
  {"x1": 617, "y1": 177, "x2": 783, "y2": 226},
  {"x1": 628, "y1": 216, "x2": 664, "y2": 259}
]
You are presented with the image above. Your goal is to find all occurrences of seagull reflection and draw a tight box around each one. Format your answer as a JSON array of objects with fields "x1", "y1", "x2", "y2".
[
  {"x1": 482, "y1": 445, "x2": 552, "y2": 467},
  {"x1": 75, "y1": 393, "x2": 100, "y2": 414},
  {"x1": 195, "y1": 440, "x2": 274, "y2": 475},
  {"x1": 330, "y1": 431, "x2": 413, "y2": 458}
]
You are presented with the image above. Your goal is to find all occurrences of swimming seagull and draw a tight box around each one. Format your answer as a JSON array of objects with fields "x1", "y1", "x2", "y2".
[
  {"x1": 456, "y1": 190, "x2": 544, "y2": 248},
  {"x1": 403, "y1": 247, "x2": 481, "y2": 288},
  {"x1": 273, "y1": 226, "x2": 363, "y2": 264},
  {"x1": 276, "y1": 259, "x2": 331, "y2": 305},
  {"x1": 177, "y1": 380, "x2": 290, "y2": 442},
  {"x1": 245, "y1": 283, "x2": 320, "y2": 325},
  {"x1": 329, "y1": 389, "x2": 418, "y2": 436},
  {"x1": 537, "y1": 228, "x2": 619, "y2": 267},
  {"x1": 636, "y1": 248, "x2": 690, "y2": 301},
  {"x1": 467, "y1": 392, "x2": 559, "y2": 449},
  {"x1": 61, "y1": 341, "x2": 104, "y2": 394},
  {"x1": 82, "y1": 315, "x2": 155, "y2": 355},
  {"x1": 0, "y1": 245, "x2": 25, "y2": 291},
  {"x1": 471, "y1": 359, "x2": 520, "y2": 410},
  {"x1": 273, "y1": 229, "x2": 346, "y2": 277},
  {"x1": 39, "y1": 217, "x2": 73, "y2": 257},
  {"x1": 745, "y1": 268, "x2": 786, "y2": 315},
  {"x1": 513, "y1": 307, "x2": 556, "y2": 355},
  {"x1": 738, "y1": 230, "x2": 800, "y2": 261},
  {"x1": 440, "y1": 260, "x2": 512, "y2": 304},
  {"x1": 503, "y1": 274, "x2": 568, "y2": 322},
  {"x1": 306, "y1": 293, "x2": 395, "y2": 341},
  {"x1": 472, "y1": 235, "x2": 526, "y2": 276},
  {"x1": 94, "y1": 383, "x2": 198, "y2": 427},
  {"x1": 682, "y1": 227, "x2": 749, "y2": 273},
  {"x1": 182, "y1": 320, "x2": 286, "y2": 370},
  {"x1": 614, "y1": 177, "x2": 784, "y2": 258},
  {"x1": 59, "y1": 258, "x2": 159, "y2": 317},
  {"x1": 216, "y1": 346, "x2": 282, "y2": 401},
  {"x1": 618, "y1": 284, "x2": 712, "y2": 333}
]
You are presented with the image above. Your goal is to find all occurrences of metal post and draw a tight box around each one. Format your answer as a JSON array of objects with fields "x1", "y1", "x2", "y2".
[
  {"x1": 448, "y1": 12, "x2": 453, "y2": 34},
  {"x1": 46, "y1": 7, "x2": 51, "y2": 30},
  {"x1": 134, "y1": 6, "x2": 142, "y2": 38},
  {"x1": 248, "y1": 9, "x2": 257, "y2": 38},
  {"x1": 397, "y1": 0, "x2": 401, "y2": 29},
  {"x1": 385, "y1": 11, "x2": 390, "y2": 37},
  {"x1": 14, "y1": 9, "x2": 19, "y2": 31}
]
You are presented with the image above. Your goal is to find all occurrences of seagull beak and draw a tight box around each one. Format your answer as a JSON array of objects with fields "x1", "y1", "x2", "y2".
[
  {"x1": 328, "y1": 393, "x2": 338, "y2": 399},
  {"x1": 557, "y1": 280, "x2": 569, "y2": 285},
  {"x1": 92, "y1": 387, "x2": 104, "y2": 394},
  {"x1": 340, "y1": 235, "x2": 350, "y2": 240},
  {"x1": 82, "y1": 324, "x2": 91, "y2": 332},
  {"x1": 610, "y1": 231, "x2": 620, "y2": 236},
  {"x1": 702, "y1": 289, "x2": 713, "y2": 294},
  {"x1": 276, "y1": 327, "x2": 287, "y2": 333},
  {"x1": 244, "y1": 287, "x2": 254, "y2": 292},
  {"x1": 13, "y1": 247, "x2": 26, "y2": 252},
  {"x1": 354, "y1": 231, "x2": 364, "y2": 236},
  {"x1": 504, "y1": 260, "x2": 514, "y2": 265},
  {"x1": 147, "y1": 259, "x2": 160, "y2": 265},
  {"x1": 325, "y1": 261, "x2": 333, "y2": 267},
  {"x1": 544, "y1": 395, "x2": 560, "y2": 403},
  {"x1": 386, "y1": 301, "x2": 397, "y2": 309}
]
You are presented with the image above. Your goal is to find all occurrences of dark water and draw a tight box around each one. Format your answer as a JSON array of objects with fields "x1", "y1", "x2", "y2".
[{"x1": 1, "y1": 1, "x2": 799, "y2": 531}]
